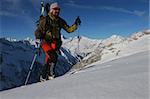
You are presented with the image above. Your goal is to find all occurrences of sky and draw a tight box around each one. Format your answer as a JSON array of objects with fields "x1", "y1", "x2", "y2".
[{"x1": 0, "y1": 0, "x2": 149, "y2": 40}]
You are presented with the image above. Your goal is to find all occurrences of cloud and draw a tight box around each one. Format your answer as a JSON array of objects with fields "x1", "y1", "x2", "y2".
[
  {"x1": 100, "y1": 6, "x2": 145, "y2": 17},
  {"x1": 64, "y1": 3, "x2": 145, "y2": 17},
  {"x1": 133, "y1": 10, "x2": 145, "y2": 16},
  {"x1": 64, "y1": 2, "x2": 94, "y2": 9}
]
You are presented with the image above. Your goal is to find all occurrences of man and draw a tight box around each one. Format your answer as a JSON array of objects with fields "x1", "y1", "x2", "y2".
[{"x1": 34, "y1": 2, "x2": 81, "y2": 81}]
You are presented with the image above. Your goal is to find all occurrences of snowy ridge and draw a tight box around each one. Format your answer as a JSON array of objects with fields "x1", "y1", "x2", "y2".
[
  {"x1": 62, "y1": 36, "x2": 102, "y2": 58},
  {"x1": 0, "y1": 29, "x2": 149, "y2": 92},
  {"x1": 72, "y1": 29, "x2": 150, "y2": 69}
]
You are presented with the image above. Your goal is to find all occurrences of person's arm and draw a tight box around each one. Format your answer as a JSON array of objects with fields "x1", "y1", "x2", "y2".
[{"x1": 60, "y1": 18, "x2": 78, "y2": 33}]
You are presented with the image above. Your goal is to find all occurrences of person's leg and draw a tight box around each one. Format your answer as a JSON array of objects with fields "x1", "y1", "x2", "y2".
[
  {"x1": 40, "y1": 64, "x2": 48, "y2": 81},
  {"x1": 41, "y1": 41, "x2": 58, "y2": 80},
  {"x1": 40, "y1": 42, "x2": 53, "y2": 81},
  {"x1": 46, "y1": 51, "x2": 58, "y2": 79}
]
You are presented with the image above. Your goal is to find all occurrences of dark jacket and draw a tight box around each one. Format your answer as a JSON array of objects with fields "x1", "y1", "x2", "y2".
[{"x1": 35, "y1": 13, "x2": 77, "y2": 42}]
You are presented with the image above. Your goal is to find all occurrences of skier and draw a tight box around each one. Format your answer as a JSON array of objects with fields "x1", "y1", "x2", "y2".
[{"x1": 34, "y1": 2, "x2": 81, "y2": 81}]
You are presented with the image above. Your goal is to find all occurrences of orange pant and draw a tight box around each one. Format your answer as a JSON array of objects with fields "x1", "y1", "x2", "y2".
[{"x1": 41, "y1": 41, "x2": 57, "y2": 64}]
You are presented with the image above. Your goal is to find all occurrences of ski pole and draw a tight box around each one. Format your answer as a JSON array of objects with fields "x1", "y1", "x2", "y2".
[
  {"x1": 24, "y1": 1, "x2": 45, "y2": 85},
  {"x1": 24, "y1": 42, "x2": 41, "y2": 85},
  {"x1": 77, "y1": 26, "x2": 80, "y2": 53},
  {"x1": 24, "y1": 52, "x2": 38, "y2": 85},
  {"x1": 77, "y1": 17, "x2": 81, "y2": 53}
]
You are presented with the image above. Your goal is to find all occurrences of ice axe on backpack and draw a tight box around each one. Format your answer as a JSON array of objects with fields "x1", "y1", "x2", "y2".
[{"x1": 36, "y1": 1, "x2": 50, "y2": 26}]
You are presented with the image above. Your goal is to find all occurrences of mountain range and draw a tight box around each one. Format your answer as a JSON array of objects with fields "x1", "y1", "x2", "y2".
[{"x1": 0, "y1": 29, "x2": 149, "y2": 91}]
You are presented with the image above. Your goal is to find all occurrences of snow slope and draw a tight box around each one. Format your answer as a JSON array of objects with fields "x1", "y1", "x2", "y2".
[
  {"x1": 0, "y1": 38, "x2": 78, "y2": 91},
  {"x1": 0, "y1": 29, "x2": 149, "y2": 92},
  {"x1": 0, "y1": 51, "x2": 149, "y2": 99}
]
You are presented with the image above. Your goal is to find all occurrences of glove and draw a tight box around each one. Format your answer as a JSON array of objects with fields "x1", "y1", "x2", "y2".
[
  {"x1": 35, "y1": 39, "x2": 41, "y2": 48},
  {"x1": 35, "y1": 39, "x2": 41, "y2": 55},
  {"x1": 75, "y1": 16, "x2": 81, "y2": 25}
]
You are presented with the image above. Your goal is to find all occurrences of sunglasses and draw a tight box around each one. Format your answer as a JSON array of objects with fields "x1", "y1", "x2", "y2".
[{"x1": 53, "y1": 8, "x2": 60, "y2": 11}]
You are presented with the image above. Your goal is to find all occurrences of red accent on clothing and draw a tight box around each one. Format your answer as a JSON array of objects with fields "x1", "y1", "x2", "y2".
[{"x1": 41, "y1": 40, "x2": 56, "y2": 63}]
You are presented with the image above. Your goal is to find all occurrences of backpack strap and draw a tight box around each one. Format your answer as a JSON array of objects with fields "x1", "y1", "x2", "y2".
[{"x1": 45, "y1": 15, "x2": 52, "y2": 33}]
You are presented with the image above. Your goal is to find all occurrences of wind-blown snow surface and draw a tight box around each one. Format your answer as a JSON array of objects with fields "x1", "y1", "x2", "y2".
[{"x1": 0, "y1": 51, "x2": 149, "y2": 99}]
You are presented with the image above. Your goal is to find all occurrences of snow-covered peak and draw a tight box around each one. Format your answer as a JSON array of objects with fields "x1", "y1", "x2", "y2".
[
  {"x1": 72, "y1": 29, "x2": 150, "y2": 69},
  {"x1": 102, "y1": 35, "x2": 125, "y2": 46},
  {"x1": 6, "y1": 37, "x2": 17, "y2": 42},
  {"x1": 127, "y1": 29, "x2": 150, "y2": 41},
  {"x1": 24, "y1": 37, "x2": 34, "y2": 42},
  {"x1": 24, "y1": 37, "x2": 36, "y2": 45},
  {"x1": 62, "y1": 36, "x2": 102, "y2": 58},
  {"x1": 144, "y1": 29, "x2": 150, "y2": 33}
]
